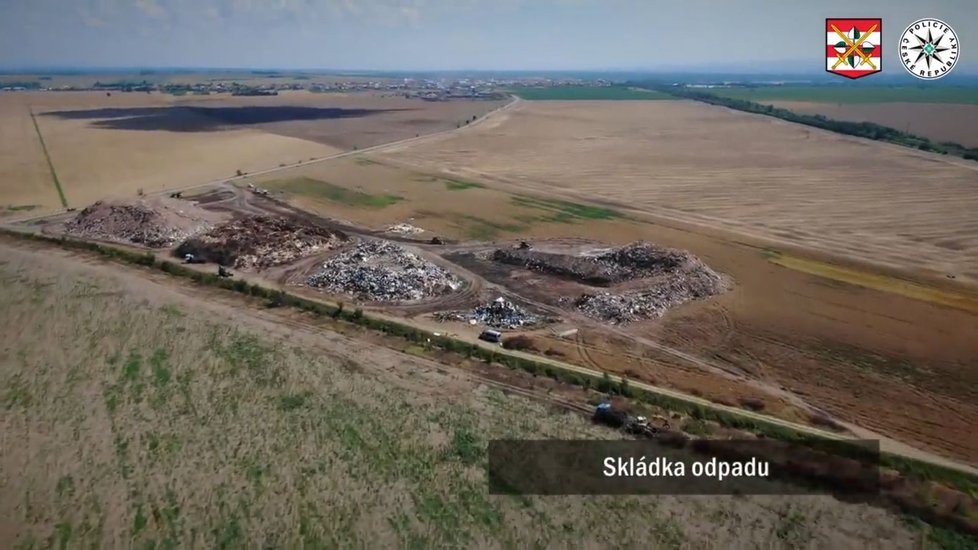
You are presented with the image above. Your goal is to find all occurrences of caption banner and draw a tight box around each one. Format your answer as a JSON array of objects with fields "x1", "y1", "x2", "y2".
[{"x1": 488, "y1": 438, "x2": 881, "y2": 495}]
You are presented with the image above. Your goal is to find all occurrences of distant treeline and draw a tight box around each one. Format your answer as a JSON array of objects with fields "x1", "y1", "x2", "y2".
[{"x1": 640, "y1": 83, "x2": 978, "y2": 162}]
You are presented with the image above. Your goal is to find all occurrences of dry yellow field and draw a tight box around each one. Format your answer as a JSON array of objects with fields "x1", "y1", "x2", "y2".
[
  {"x1": 0, "y1": 96, "x2": 57, "y2": 214},
  {"x1": 379, "y1": 100, "x2": 978, "y2": 282},
  {"x1": 0, "y1": 91, "x2": 500, "y2": 216}
]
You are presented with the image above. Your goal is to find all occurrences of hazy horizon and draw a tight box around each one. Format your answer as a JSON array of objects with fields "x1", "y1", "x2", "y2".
[{"x1": 3, "y1": 0, "x2": 976, "y2": 74}]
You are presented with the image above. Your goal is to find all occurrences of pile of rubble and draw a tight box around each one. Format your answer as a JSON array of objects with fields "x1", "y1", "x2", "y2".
[
  {"x1": 386, "y1": 223, "x2": 425, "y2": 235},
  {"x1": 436, "y1": 297, "x2": 543, "y2": 329},
  {"x1": 174, "y1": 215, "x2": 347, "y2": 269},
  {"x1": 562, "y1": 269, "x2": 726, "y2": 324},
  {"x1": 306, "y1": 241, "x2": 462, "y2": 302},
  {"x1": 490, "y1": 241, "x2": 714, "y2": 286},
  {"x1": 64, "y1": 198, "x2": 215, "y2": 248}
]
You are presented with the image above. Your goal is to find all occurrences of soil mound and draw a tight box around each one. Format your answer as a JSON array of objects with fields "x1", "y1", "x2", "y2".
[
  {"x1": 64, "y1": 198, "x2": 215, "y2": 248},
  {"x1": 175, "y1": 215, "x2": 347, "y2": 269}
]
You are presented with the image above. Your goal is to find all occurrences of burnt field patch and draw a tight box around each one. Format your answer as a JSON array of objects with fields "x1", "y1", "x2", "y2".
[{"x1": 41, "y1": 105, "x2": 408, "y2": 132}]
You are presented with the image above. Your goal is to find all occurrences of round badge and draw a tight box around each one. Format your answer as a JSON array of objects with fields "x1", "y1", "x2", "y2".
[{"x1": 900, "y1": 19, "x2": 959, "y2": 80}]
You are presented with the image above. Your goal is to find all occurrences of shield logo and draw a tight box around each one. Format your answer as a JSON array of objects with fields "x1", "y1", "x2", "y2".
[{"x1": 826, "y1": 19, "x2": 882, "y2": 79}]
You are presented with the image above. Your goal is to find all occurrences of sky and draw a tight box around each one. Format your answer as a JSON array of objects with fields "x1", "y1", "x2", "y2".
[{"x1": 2, "y1": 0, "x2": 975, "y2": 72}]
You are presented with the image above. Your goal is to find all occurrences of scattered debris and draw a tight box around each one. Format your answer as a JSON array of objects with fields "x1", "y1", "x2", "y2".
[
  {"x1": 561, "y1": 268, "x2": 723, "y2": 324},
  {"x1": 490, "y1": 241, "x2": 717, "y2": 286},
  {"x1": 489, "y1": 241, "x2": 726, "y2": 325},
  {"x1": 175, "y1": 215, "x2": 347, "y2": 270},
  {"x1": 64, "y1": 197, "x2": 218, "y2": 248},
  {"x1": 386, "y1": 222, "x2": 425, "y2": 235},
  {"x1": 436, "y1": 296, "x2": 544, "y2": 329},
  {"x1": 306, "y1": 241, "x2": 462, "y2": 302}
]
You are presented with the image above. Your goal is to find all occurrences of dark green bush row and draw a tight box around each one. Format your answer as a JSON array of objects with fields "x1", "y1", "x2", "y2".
[
  {"x1": 3, "y1": 227, "x2": 977, "y2": 494},
  {"x1": 642, "y1": 84, "x2": 978, "y2": 162}
]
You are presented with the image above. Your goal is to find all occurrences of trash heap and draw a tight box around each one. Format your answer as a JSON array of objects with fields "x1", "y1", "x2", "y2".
[
  {"x1": 436, "y1": 297, "x2": 542, "y2": 329},
  {"x1": 64, "y1": 199, "x2": 212, "y2": 248},
  {"x1": 562, "y1": 267, "x2": 725, "y2": 325},
  {"x1": 306, "y1": 241, "x2": 462, "y2": 302},
  {"x1": 490, "y1": 241, "x2": 715, "y2": 286},
  {"x1": 385, "y1": 223, "x2": 425, "y2": 235},
  {"x1": 174, "y1": 215, "x2": 347, "y2": 269}
]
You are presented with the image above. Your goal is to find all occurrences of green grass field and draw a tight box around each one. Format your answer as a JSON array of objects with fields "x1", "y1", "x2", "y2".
[
  {"x1": 266, "y1": 176, "x2": 402, "y2": 208},
  {"x1": 511, "y1": 86, "x2": 674, "y2": 100},
  {"x1": 707, "y1": 86, "x2": 978, "y2": 104}
]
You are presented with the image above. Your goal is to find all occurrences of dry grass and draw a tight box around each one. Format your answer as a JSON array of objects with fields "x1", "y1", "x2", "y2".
[
  {"x1": 253, "y1": 156, "x2": 626, "y2": 241},
  {"x1": 0, "y1": 243, "x2": 923, "y2": 548},
  {"x1": 379, "y1": 100, "x2": 978, "y2": 283},
  {"x1": 0, "y1": 96, "x2": 59, "y2": 213},
  {"x1": 767, "y1": 101, "x2": 978, "y2": 148}
]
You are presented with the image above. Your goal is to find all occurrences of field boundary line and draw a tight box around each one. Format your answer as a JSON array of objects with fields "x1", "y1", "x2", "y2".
[
  {"x1": 29, "y1": 108, "x2": 69, "y2": 209},
  {"x1": 2, "y1": 226, "x2": 977, "y2": 484}
]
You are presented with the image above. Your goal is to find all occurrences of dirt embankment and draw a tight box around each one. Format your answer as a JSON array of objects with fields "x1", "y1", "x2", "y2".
[{"x1": 64, "y1": 196, "x2": 224, "y2": 247}]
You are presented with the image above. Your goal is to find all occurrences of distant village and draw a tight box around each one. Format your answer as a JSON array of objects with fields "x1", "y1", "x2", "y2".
[{"x1": 0, "y1": 75, "x2": 615, "y2": 100}]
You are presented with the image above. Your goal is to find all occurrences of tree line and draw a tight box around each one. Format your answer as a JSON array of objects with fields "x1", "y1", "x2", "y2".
[{"x1": 637, "y1": 83, "x2": 978, "y2": 162}]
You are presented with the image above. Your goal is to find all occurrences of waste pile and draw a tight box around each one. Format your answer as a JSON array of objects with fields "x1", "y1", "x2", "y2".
[
  {"x1": 562, "y1": 270, "x2": 725, "y2": 324},
  {"x1": 436, "y1": 297, "x2": 543, "y2": 329},
  {"x1": 386, "y1": 223, "x2": 425, "y2": 235},
  {"x1": 306, "y1": 241, "x2": 462, "y2": 302},
  {"x1": 174, "y1": 215, "x2": 347, "y2": 269},
  {"x1": 64, "y1": 198, "x2": 213, "y2": 248},
  {"x1": 490, "y1": 241, "x2": 716, "y2": 286}
]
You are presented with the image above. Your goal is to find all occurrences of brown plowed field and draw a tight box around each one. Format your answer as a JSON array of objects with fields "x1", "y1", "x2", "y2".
[
  {"x1": 379, "y1": 100, "x2": 978, "y2": 283},
  {"x1": 767, "y1": 101, "x2": 978, "y2": 148}
]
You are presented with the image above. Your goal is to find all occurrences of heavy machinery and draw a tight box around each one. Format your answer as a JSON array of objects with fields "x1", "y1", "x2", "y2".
[
  {"x1": 218, "y1": 265, "x2": 233, "y2": 278},
  {"x1": 593, "y1": 402, "x2": 669, "y2": 438}
]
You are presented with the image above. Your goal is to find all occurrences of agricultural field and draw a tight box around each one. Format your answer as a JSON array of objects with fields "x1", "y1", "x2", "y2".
[
  {"x1": 379, "y1": 99, "x2": 978, "y2": 283},
  {"x1": 253, "y1": 156, "x2": 625, "y2": 241},
  {"x1": 0, "y1": 91, "x2": 503, "y2": 216},
  {"x1": 707, "y1": 86, "x2": 978, "y2": 104},
  {"x1": 0, "y1": 241, "x2": 930, "y2": 549},
  {"x1": 375, "y1": 99, "x2": 978, "y2": 464},
  {"x1": 512, "y1": 86, "x2": 673, "y2": 100},
  {"x1": 706, "y1": 86, "x2": 978, "y2": 147},
  {"x1": 764, "y1": 102, "x2": 978, "y2": 148},
  {"x1": 0, "y1": 95, "x2": 60, "y2": 215}
]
